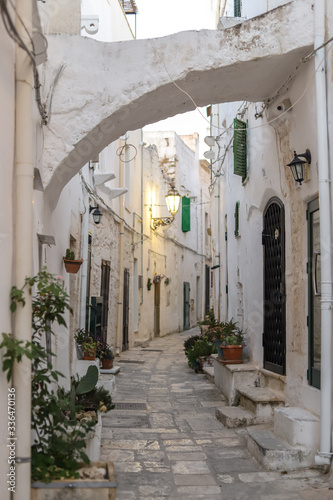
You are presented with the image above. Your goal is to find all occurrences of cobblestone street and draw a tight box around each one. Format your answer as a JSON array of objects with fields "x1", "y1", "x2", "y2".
[{"x1": 101, "y1": 328, "x2": 333, "y2": 499}]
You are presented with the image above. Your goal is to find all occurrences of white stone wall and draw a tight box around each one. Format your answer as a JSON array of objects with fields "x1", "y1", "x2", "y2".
[{"x1": 211, "y1": 0, "x2": 333, "y2": 415}]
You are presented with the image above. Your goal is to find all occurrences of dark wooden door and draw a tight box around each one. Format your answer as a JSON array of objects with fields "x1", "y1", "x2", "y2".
[
  {"x1": 122, "y1": 268, "x2": 130, "y2": 351},
  {"x1": 154, "y1": 281, "x2": 160, "y2": 337},
  {"x1": 262, "y1": 197, "x2": 286, "y2": 375},
  {"x1": 205, "y1": 265, "x2": 210, "y2": 314},
  {"x1": 100, "y1": 260, "x2": 110, "y2": 343},
  {"x1": 308, "y1": 198, "x2": 321, "y2": 389},
  {"x1": 184, "y1": 282, "x2": 191, "y2": 330}
]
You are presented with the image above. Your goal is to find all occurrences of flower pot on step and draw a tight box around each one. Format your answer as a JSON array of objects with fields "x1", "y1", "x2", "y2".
[
  {"x1": 101, "y1": 358, "x2": 114, "y2": 370},
  {"x1": 221, "y1": 344, "x2": 245, "y2": 364}
]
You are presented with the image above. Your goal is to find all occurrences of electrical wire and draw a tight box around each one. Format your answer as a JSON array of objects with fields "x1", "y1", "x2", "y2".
[
  {"x1": 116, "y1": 144, "x2": 138, "y2": 162},
  {"x1": 152, "y1": 30, "x2": 333, "y2": 134},
  {"x1": 0, "y1": 0, "x2": 48, "y2": 124}
]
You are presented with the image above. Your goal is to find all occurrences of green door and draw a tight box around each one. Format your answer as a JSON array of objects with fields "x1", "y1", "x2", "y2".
[{"x1": 308, "y1": 198, "x2": 321, "y2": 389}]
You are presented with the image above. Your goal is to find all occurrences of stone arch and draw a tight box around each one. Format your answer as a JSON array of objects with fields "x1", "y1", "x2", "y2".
[{"x1": 42, "y1": 0, "x2": 313, "y2": 209}]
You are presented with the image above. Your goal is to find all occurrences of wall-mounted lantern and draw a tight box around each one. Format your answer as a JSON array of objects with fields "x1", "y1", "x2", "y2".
[
  {"x1": 151, "y1": 186, "x2": 181, "y2": 229},
  {"x1": 286, "y1": 149, "x2": 311, "y2": 185},
  {"x1": 89, "y1": 204, "x2": 103, "y2": 225}
]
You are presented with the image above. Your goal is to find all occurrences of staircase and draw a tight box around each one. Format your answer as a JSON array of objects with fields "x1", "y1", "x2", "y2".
[{"x1": 213, "y1": 357, "x2": 320, "y2": 470}]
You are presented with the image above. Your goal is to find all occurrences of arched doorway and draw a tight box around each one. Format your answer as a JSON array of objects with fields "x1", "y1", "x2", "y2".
[{"x1": 262, "y1": 197, "x2": 286, "y2": 375}]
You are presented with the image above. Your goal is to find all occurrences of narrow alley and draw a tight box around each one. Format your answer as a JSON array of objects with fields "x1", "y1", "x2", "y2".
[{"x1": 100, "y1": 328, "x2": 332, "y2": 500}]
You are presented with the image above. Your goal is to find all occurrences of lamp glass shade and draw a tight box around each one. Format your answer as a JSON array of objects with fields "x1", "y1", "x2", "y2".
[
  {"x1": 92, "y1": 206, "x2": 102, "y2": 224},
  {"x1": 287, "y1": 152, "x2": 305, "y2": 185},
  {"x1": 165, "y1": 188, "x2": 181, "y2": 216}
]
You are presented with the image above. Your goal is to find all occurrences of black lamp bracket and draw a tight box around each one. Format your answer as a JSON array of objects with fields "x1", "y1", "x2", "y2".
[{"x1": 297, "y1": 149, "x2": 311, "y2": 164}]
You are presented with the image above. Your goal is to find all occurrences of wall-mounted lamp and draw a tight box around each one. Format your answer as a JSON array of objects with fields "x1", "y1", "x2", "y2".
[
  {"x1": 151, "y1": 186, "x2": 181, "y2": 229},
  {"x1": 89, "y1": 204, "x2": 103, "y2": 225},
  {"x1": 286, "y1": 149, "x2": 311, "y2": 185},
  {"x1": 165, "y1": 187, "x2": 181, "y2": 216}
]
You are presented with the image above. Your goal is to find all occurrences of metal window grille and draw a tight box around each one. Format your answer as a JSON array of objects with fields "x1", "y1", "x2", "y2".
[{"x1": 233, "y1": 118, "x2": 247, "y2": 181}]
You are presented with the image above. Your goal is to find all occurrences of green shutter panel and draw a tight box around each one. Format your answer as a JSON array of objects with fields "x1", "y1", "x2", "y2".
[
  {"x1": 234, "y1": 201, "x2": 240, "y2": 237},
  {"x1": 182, "y1": 196, "x2": 191, "y2": 232},
  {"x1": 234, "y1": 0, "x2": 241, "y2": 17},
  {"x1": 233, "y1": 118, "x2": 247, "y2": 181}
]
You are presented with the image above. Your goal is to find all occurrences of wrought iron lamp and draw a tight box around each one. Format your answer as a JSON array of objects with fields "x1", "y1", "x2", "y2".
[
  {"x1": 89, "y1": 204, "x2": 103, "y2": 224},
  {"x1": 286, "y1": 149, "x2": 311, "y2": 185},
  {"x1": 151, "y1": 186, "x2": 181, "y2": 229}
]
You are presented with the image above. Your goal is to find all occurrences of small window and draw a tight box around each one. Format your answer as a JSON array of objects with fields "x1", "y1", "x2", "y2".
[
  {"x1": 233, "y1": 118, "x2": 247, "y2": 182},
  {"x1": 234, "y1": 0, "x2": 242, "y2": 17},
  {"x1": 234, "y1": 201, "x2": 240, "y2": 237}
]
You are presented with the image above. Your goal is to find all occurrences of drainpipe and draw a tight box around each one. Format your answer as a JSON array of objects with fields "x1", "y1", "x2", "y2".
[
  {"x1": 116, "y1": 143, "x2": 125, "y2": 354},
  {"x1": 314, "y1": 0, "x2": 333, "y2": 467},
  {"x1": 79, "y1": 164, "x2": 90, "y2": 329},
  {"x1": 13, "y1": 0, "x2": 34, "y2": 496}
]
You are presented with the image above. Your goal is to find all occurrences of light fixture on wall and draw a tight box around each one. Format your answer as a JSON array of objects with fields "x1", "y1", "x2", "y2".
[
  {"x1": 89, "y1": 204, "x2": 103, "y2": 225},
  {"x1": 286, "y1": 149, "x2": 311, "y2": 185},
  {"x1": 151, "y1": 186, "x2": 181, "y2": 229}
]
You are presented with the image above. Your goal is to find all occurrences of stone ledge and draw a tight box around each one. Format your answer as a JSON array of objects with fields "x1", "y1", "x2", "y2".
[{"x1": 216, "y1": 406, "x2": 255, "y2": 428}]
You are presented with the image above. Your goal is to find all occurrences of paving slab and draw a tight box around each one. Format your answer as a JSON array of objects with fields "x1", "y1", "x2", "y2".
[{"x1": 101, "y1": 328, "x2": 331, "y2": 499}]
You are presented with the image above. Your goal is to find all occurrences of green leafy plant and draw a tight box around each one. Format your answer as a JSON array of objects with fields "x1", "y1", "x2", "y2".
[
  {"x1": 198, "y1": 308, "x2": 216, "y2": 326},
  {"x1": 74, "y1": 328, "x2": 89, "y2": 345},
  {"x1": 0, "y1": 269, "x2": 98, "y2": 483},
  {"x1": 183, "y1": 334, "x2": 201, "y2": 354},
  {"x1": 81, "y1": 338, "x2": 98, "y2": 358},
  {"x1": 186, "y1": 337, "x2": 217, "y2": 371},
  {"x1": 147, "y1": 278, "x2": 152, "y2": 291},
  {"x1": 97, "y1": 342, "x2": 114, "y2": 360},
  {"x1": 219, "y1": 319, "x2": 245, "y2": 346}
]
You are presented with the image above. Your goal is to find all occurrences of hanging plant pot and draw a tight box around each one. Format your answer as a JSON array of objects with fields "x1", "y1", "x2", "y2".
[
  {"x1": 221, "y1": 345, "x2": 245, "y2": 364},
  {"x1": 101, "y1": 358, "x2": 114, "y2": 370},
  {"x1": 63, "y1": 258, "x2": 83, "y2": 274}
]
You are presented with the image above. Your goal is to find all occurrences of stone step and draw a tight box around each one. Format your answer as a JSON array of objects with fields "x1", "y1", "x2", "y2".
[
  {"x1": 247, "y1": 426, "x2": 314, "y2": 471},
  {"x1": 274, "y1": 406, "x2": 320, "y2": 450},
  {"x1": 237, "y1": 386, "x2": 285, "y2": 423},
  {"x1": 216, "y1": 406, "x2": 255, "y2": 428}
]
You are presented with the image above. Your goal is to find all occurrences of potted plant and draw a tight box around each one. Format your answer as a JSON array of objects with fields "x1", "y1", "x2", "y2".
[
  {"x1": 220, "y1": 320, "x2": 245, "y2": 364},
  {"x1": 97, "y1": 342, "x2": 114, "y2": 369},
  {"x1": 186, "y1": 337, "x2": 217, "y2": 373},
  {"x1": 197, "y1": 308, "x2": 216, "y2": 335},
  {"x1": 63, "y1": 248, "x2": 83, "y2": 274},
  {"x1": 81, "y1": 338, "x2": 98, "y2": 360}
]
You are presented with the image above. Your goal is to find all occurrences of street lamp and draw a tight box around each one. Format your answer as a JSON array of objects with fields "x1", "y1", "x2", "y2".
[
  {"x1": 165, "y1": 186, "x2": 181, "y2": 216},
  {"x1": 286, "y1": 149, "x2": 311, "y2": 185},
  {"x1": 89, "y1": 204, "x2": 103, "y2": 224},
  {"x1": 151, "y1": 186, "x2": 181, "y2": 229}
]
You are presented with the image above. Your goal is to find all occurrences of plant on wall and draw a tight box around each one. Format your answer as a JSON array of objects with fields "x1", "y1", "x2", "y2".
[
  {"x1": 147, "y1": 278, "x2": 152, "y2": 290},
  {"x1": 0, "y1": 269, "x2": 102, "y2": 483}
]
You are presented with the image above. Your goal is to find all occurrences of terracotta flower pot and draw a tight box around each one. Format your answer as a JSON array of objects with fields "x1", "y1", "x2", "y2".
[
  {"x1": 63, "y1": 258, "x2": 83, "y2": 274},
  {"x1": 101, "y1": 358, "x2": 114, "y2": 369},
  {"x1": 83, "y1": 349, "x2": 96, "y2": 360},
  {"x1": 221, "y1": 344, "x2": 245, "y2": 364}
]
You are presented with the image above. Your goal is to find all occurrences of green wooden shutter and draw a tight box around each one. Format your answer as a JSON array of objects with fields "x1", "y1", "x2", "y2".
[
  {"x1": 233, "y1": 118, "x2": 247, "y2": 182},
  {"x1": 234, "y1": 201, "x2": 240, "y2": 237},
  {"x1": 182, "y1": 196, "x2": 191, "y2": 232},
  {"x1": 234, "y1": 0, "x2": 241, "y2": 17}
]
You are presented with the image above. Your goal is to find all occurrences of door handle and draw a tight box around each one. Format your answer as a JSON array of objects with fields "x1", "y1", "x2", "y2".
[{"x1": 313, "y1": 251, "x2": 321, "y2": 296}]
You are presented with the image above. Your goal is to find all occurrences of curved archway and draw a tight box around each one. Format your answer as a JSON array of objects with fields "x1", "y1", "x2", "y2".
[{"x1": 42, "y1": 0, "x2": 313, "y2": 208}]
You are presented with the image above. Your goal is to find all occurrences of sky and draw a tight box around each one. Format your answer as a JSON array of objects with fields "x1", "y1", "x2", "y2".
[{"x1": 128, "y1": 0, "x2": 220, "y2": 157}]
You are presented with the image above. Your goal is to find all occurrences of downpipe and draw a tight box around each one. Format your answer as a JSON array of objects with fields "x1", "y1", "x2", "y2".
[{"x1": 314, "y1": 0, "x2": 333, "y2": 467}]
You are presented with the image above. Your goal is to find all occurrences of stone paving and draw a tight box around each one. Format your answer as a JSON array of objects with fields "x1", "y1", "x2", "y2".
[{"x1": 100, "y1": 327, "x2": 333, "y2": 499}]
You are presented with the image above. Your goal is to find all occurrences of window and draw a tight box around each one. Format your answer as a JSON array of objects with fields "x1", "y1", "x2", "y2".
[
  {"x1": 233, "y1": 118, "x2": 247, "y2": 182},
  {"x1": 234, "y1": 0, "x2": 242, "y2": 17},
  {"x1": 234, "y1": 201, "x2": 240, "y2": 237},
  {"x1": 182, "y1": 196, "x2": 191, "y2": 232}
]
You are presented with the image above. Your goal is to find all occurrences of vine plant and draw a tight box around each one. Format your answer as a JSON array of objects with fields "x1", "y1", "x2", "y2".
[{"x1": 0, "y1": 270, "x2": 96, "y2": 483}]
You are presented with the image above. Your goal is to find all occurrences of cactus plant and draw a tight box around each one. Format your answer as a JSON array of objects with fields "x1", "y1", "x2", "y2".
[{"x1": 76, "y1": 365, "x2": 99, "y2": 395}]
